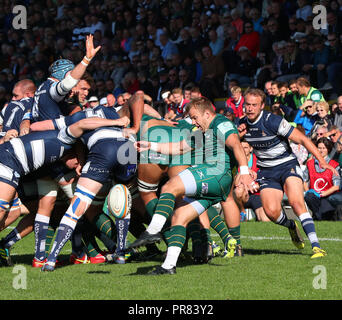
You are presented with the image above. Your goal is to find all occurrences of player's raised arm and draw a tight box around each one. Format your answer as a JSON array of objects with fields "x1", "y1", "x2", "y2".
[
  {"x1": 123, "y1": 91, "x2": 145, "y2": 137},
  {"x1": 289, "y1": 127, "x2": 339, "y2": 176}
]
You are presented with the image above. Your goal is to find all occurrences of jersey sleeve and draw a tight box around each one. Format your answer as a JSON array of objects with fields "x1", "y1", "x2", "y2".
[
  {"x1": 265, "y1": 113, "x2": 294, "y2": 138},
  {"x1": 49, "y1": 81, "x2": 70, "y2": 103},
  {"x1": 217, "y1": 119, "x2": 238, "y2": 142}
]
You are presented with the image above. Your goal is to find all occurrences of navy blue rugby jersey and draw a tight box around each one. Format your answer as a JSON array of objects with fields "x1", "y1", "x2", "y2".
[
  {"x1": 0, "y1": 129, "x2": 76, "y2": 176},
  {"x1": 239, "y1": 110, "x2": 296, "y2": 168},
  {"x1": 1, "y1": 97, "x2": 33, "y2": 132},
  {"x1": 32, "y1": 78, "x2": 71, "y2": 122}
]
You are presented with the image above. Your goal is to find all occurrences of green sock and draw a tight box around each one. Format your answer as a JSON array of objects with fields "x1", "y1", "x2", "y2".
[
  {"x1": 207, "y1": 206, "x2": 232, "y2": 245},
  {"x1": 187, "y1": 218, "x2": 202, "y2": 250},
  {"x1": 93, "y1": 212, "x2": 115, "y2": 239},
  {"x1": 155, "y1": 193, "x2": 176, "y2": 219},
  {"x1": 45, "y1": 225, "x2": 56, "y2": 256},
  {"x1": 145, "y1": 198, "x2": 158, "y2": 218},
  {"x1": 86, "y1": 237, "x2": 102, "y2": 258},
  {"x1": 167, "y1": 225, "x2": 187, "y2": 249},
  {"x1": 228, "y1": 226, "x2": 241, "y2": 245},
  {"x1": 200, "y1": 228, "x2": 212, "y2": 245}
]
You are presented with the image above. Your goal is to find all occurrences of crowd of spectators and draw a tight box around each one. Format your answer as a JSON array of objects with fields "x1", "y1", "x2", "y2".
[{"x1": 0, "y1": 0, "x2": 341, "y2": 108}]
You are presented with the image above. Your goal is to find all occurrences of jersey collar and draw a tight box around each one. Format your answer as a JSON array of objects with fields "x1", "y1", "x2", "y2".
[{"x1": 247, "y1": 110, "x2": 264, "y2": 125}]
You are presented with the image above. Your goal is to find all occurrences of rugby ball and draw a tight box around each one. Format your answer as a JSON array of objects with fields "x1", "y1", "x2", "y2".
[{"x1": 107, "y1": 184, "x2": 132, "y2": 219}]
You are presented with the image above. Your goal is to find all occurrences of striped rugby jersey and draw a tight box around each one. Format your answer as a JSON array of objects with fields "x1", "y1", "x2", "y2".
[{"x1": 239, "y1": 110, "x2": 296, "y2": 168}]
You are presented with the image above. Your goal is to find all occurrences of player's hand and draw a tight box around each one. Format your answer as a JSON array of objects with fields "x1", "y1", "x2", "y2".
[
  {"x1": 235, "y1": 172, "x2": 259, "y2": 194},
  {"x1": 164, "y1": 118, "x2": 178, "y2": 126},
  {"x1": 85, "y1": 34, "x2": 101, "y2": 60},
  {"x1": 19, "y1": 127, "x2": 30, "y2": 136},
  {"x1": 320, "y1": 161, "x2": 339, "y2": 177},
  {"x1": 116, "y1": 116, "x2": 130, "y2": 128},
  {"x1": 237, "y1": 123, "x2": 247, "y2": 138},
  {"x1": 4, "y1": 129, "x2": 19, "y2": 141},
  {"x1": 122, "y1": 127, "x2": 138, "y2": 138},
  {"x1": 134, "y1": 141, "x2": 151, "y2": 152}
]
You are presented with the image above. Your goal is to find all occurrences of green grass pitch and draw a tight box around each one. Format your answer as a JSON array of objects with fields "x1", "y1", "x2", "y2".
[{"x1": 1, "y1": 220, "x2": 342, "y2": 300}]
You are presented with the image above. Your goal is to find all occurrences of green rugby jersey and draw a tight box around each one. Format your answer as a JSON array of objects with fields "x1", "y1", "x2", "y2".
[{"x1": 201, "y1": 114, "x2": 238, "y2": 173}]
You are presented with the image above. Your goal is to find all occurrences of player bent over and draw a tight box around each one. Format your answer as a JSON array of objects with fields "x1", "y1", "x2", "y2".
[
  {"x1": 131, "y1": 97, "x2": 257, "y2": 274},
  {"x1": 0, "y1": 117, "x2": 128, "y2": 266},
  {"x1": 41, "y1": 124, "x2": 138, "y2": 271}
]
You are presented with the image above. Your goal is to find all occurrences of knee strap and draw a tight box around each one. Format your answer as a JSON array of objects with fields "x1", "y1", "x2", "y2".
[
  {"x1": 0, "y1": 199, "x2": 11, "y2": 212},
  {"x1": 65, "y1": 186, "x2": 96, "y2": 221},
  {"x1": 137, "y1": 179, "x2": 159, "y2": 192},
  {"x1": 9, "y1": 197, "x2": 21, "y2": 211}
]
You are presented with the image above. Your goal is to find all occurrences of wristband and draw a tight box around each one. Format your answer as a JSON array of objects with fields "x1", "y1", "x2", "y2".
[
  {"x1": 239, "y1": 166, "x2": 249, "y2": 175},
  {"x1": 150, "y1": 142, "x2": 158, "y2": 152},
  {"x1": 84, "y1": 56, "x2": 92, "y2": 62},
  {"x1": 81, "y1": 60, "x2": 89, "y2": 67}
]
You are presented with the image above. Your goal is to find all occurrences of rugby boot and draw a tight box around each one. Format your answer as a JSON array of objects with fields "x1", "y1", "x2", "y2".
[
  {"x1": 148, "y1": 265, "x2": 176, "y2": 275},
  {"x1": 289, "y1": 221, "x2": 305, "y2": 249},
  {"x1": 311, "y1": 247, "x2": 327, "y2": 259},
  {"x1": 129, "y1": 231, "x2": 162, "y2": 248}
]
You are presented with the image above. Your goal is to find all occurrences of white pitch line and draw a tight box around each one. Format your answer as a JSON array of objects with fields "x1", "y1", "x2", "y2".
[{"x1": 211, "y1": 234, "x2": 342, "y2": 242}]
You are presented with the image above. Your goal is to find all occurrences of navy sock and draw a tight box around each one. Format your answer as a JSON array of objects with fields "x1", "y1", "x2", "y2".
[
  {"x1": 47, "y1": 216, "x2": 77, "y2": 264},
  {"x1": 34, "y1": 214, "x2": 50, "y2": 261},
  {"x1": 299, "y1": 212, "x2": 320, "y2": 248},
  {"x1": 3, "y1": 228, "x2": 21, "y2": 249},
  {"x1": 115, "y1": 214, "x2": 130, "y2": 256},
  {"x1": 275, "y1": 211, "x2": 295, "y2": 229}
]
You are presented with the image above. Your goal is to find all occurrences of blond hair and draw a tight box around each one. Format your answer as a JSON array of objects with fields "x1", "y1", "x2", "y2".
[
  {"x1": 315, "y1": 101, "x2": 329, "y2": 113},
  {"x1": 230, "y1": 86, "x2": 242, "y2": 94},
  {"x1": 185, "y1": 97, "x2": 215, "y2": 114}
]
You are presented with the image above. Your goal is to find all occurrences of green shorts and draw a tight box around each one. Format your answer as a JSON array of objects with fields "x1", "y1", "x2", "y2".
[{"x1": 180, "y1": 164, "x2": 233, "y2": 204}]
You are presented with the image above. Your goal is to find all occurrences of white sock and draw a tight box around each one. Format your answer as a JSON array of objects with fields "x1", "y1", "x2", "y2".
[
  {"x1": 161, "y1": 246, "x2": 182, "y2": 269},
  {"x1": 146, "y1": 214, "x2": 167, "y2": 234}
]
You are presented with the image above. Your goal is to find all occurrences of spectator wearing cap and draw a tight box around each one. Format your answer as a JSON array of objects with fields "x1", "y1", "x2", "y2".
[
  {"x1": 99, "y1": 97, "x2": 109, "y2": 107},
  {"x1": 88, "y1": 96, "x2": 99, "y2": 108}
]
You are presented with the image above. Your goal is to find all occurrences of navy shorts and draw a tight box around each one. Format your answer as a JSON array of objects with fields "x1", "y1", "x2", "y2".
[
  {"x1": 81, "y1": 139, "x2": 137, "y2": 184},
  {"x1": 256, "y1": 159, "x2": 303, "y2": 192},
  {"x1": 245, "y1": 194, "x2": 262, "y2": 211},
  {"x1": 0, "y1": 151, "x2": 24, "y2": 189}
]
